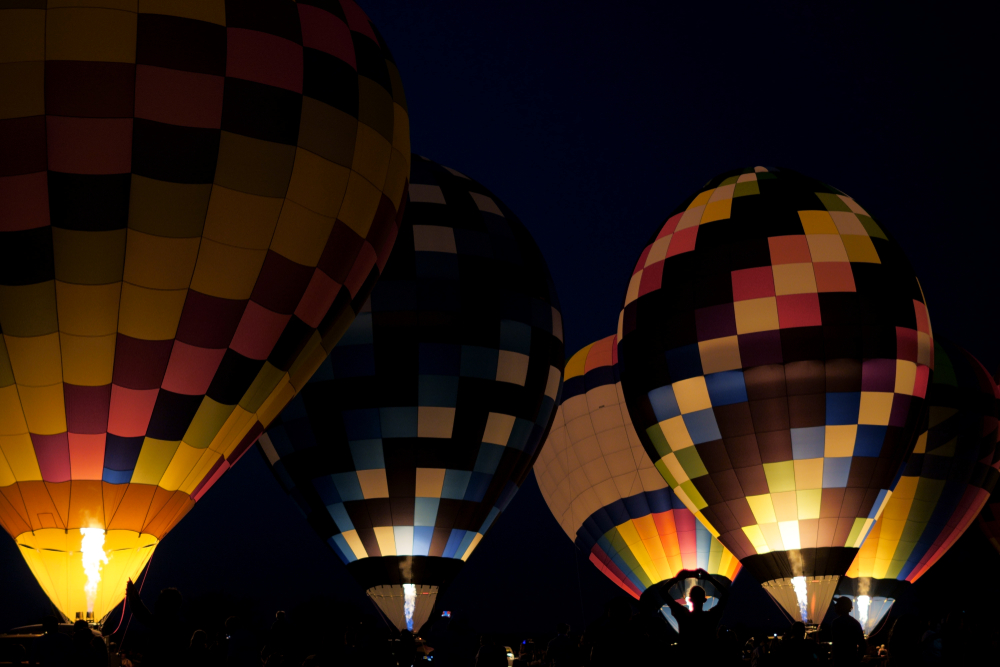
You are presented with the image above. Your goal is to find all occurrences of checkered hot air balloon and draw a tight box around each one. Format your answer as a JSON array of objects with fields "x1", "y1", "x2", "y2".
[
  {"x1": 533, "y1": 336, "x2": 741, "y2": 596},
  {"x1": 260, "y1": 156, "x2": 564, "y2": 633},
  {"x1": 0, "y1": 0, "x2": 408, "y2": 622},
  {"x1": 837, "y1": 339, "x2": 998, "y2": 634},
  {"x1": 616, "y1": 167, "x2": 933, "y2": 624}
]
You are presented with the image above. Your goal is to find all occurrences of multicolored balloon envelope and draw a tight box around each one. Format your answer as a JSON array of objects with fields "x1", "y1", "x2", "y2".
[
  {"x1": 838, "y1": 339, "x2": 998, "y2": 634},
  {"x1": 0, "y1": 0, "x2": 408, "y2": 621},
  {"x1": 617, "y1": 167, "x2": 933, "y2": 624},
  {"x1": 534, "y1": 335, "x2": 740, "y2": 601},
  {"x1": 260, "y1": 155, "x2": 564, "y2": 633}
]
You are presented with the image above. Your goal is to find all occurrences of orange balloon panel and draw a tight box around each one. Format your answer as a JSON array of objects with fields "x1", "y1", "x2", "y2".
[{"x1": 0, "y1": 0, "x2": 408, "y2": 621}]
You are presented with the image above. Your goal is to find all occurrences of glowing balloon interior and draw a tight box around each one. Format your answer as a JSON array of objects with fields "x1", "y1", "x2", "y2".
[
  {"x1": 850, "y1": 595, "x2": 894, "y2": 637},
  {"x1": 534, "y1": 336, "x2": 740, "y2": 598},
  {"x1": 0, "y1": 0, "x2": 408, "y2": 620}
]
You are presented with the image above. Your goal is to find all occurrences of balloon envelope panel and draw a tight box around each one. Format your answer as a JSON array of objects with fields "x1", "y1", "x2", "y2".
[
  {"x1": 617, "y1": 167, "x2": 933, "y2": 589},
  {"x1": 847, "y1": 339, "x2": 998, "y2": 583},
  {"x1": 260, "y1": 155, "x2": 563, "y2": 618},
  {"x1": 534, "y1": 336, "x2": 740, "y2": 599},
  {"x1": 0, "y1": 0, "x2": 408, "y2": 620}
]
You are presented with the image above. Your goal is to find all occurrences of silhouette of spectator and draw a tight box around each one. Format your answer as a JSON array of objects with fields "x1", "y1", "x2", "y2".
[
  {"x1": 89, "y1": 635, "x2": 108, "y2": 667},
  {"x1": 942, "y1": 610, "x2": 972, "y2": 664},
  {"x1": 396, "y1": 630, "x2": 418, "y2": 667},
  {"x1": 749, "y1": 636, "x2": 768, "y2": 667},
  {"x1": 188, "y1": 629, "x2": 212, "y2": 667},
  {"x1": 715, "y1": 626, "x2": 744, "y2": 667},
  {"x1": 125, "y1": 579, "x2": 190, "y2": 667},
  {"x1": 886, "y1": 614, "x2": 923, "y2": 666},
  {"x1": 36, "y1": 615, "x2": 72, "y2": 666},
  {"x1": 587, "y1": 597, "x2": 637, "y2": 667},
  {"x1": 545, "y1": 623, "x2": 573, "y2": 667},
  {"x1": 474, "y1": 634, "x2": 508, "y2": 667},
  {"x1": 775, "y1": 621, "x2": 819, "y2": 666},
  {"x1": 262, "y1": 611, "x2": 290, "y2": 662},
  {"x1": 830, "y1": 597, "x2": 866, "y2": 666},
  {"x1": 662, "y1": 568, "x2": 730, "y2": 661},
  {"x1": 7, "y1": 643, "x2": 27, "y2": 666},
  {"x1": 70, "y1": 619, "x2": 94, "y2": 665},
  {"x1": 224, "y1": 616, "x2": 260, "y2": 667},
  {"x1": 338, "y1": 626, "x2": 363, "y2": 667}
]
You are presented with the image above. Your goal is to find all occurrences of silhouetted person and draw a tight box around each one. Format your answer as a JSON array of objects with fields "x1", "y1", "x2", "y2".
[
  {"x1": 70, "y1": 619, "x2": 94, "y2": 666},
  {"x1": 886, "y1": 614, "x2": 923, "y2": 666},
  {"x1": 545, "y1": 623, "x2": 573, "y2": 667},
  {"x1": 125, "y1": 579, "x2": 190, "y2": 667},
  {"x1": 397, "y1": 630, "x2": 418, "y2": 666},
  {"x1": 262, "y1": 611, "x2": 290, "y2": 662},
  {"x1": 340, "y1": 627, "x2": 362, "y2": 667},
  {"x1": 587, "y1": 597, "x2": 637, "y2": 667},
  {"x1": 776, "y1": 621, "x2": 819, "y2": 666},
  {"x1": 89, "y1": 636, "x2": 108, "y2": 667},
  {"x1": 224, "y1": 616, "x2": 260, "y2": 667},
  {"x1": 663, "y1": 568, "x2": 730, "y2": 661},
  {"x1": 715, "y1": 626, "x2": 744, "y2": 667},
  {"x1": 188, "y1": 629, "x2": 212, "y2": 667},
  {"x1": 830, "y1": 597, "x2": 866, "y2": 666},
  {"x1": 8, "y1": 643, "x2": 28, "y2": 666},
  {"x1": 36, "y1": 615, "x2": 72, "y2": 667},
  {"x1": 474, "y1": 635, "x2": 508, "y2": 667}
]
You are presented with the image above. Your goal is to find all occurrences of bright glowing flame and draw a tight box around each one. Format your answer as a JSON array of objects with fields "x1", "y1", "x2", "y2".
[
  {"x1": 403, "y1": 584, "x2": 416, "y2": 632},
  {"x1": 79, "y1": 528, "x2": 108, "y2": 614},
  {"x1": 685, "y1": 597, "x2": 693, "y2": 612},
  {"x1": 857, "y1": 595, "x2": 871, "y2": 627},
  {"x1": 791, "y1": 576, "x2": 809, "y2": 623}
]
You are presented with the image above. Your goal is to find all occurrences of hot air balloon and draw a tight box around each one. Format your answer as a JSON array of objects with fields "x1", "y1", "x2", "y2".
[
  {"x1": 837, "y1": 339, "x2": 998, "y2": 634},
  {"x1": 617, "y1": 167, "x2": 933, "y2": 625},
  {"x1": 533, "y1": 335, "x2": 740, "y2": 633},
  {"x1": 259, "y1": 155, "x2": 564, "y2": 633},
  {"x1": 0, "y1": 0, "x2": 408, "y2": 622}
]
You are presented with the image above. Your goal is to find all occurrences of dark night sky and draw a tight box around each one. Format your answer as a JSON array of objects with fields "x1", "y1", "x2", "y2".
[{"x1": 2, "y1": 0, "x2": 998, "y2": 637}]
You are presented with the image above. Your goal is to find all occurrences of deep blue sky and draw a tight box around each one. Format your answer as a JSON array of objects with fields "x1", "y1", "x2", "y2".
[{"x1": 3, "y1": 0, "x2": 998, "y2": 637}]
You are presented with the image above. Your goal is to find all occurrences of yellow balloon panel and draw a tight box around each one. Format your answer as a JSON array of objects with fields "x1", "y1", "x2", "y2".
[{"x1": 17, "y1": 529, "x2": 157, "y2": 622}]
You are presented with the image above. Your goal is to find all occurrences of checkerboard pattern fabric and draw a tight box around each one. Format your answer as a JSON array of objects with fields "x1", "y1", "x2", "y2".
[
  {"x1": 534, "y1": 335, "x2": 740, "y2": 599},
  {"x1": 0, "y1": 0, "x2": 407, "y2": 621},
  {"x1": 617, "y1": 167, "x2": 934, "y2": 588},
  {"x1": 260, "y1": 155, "x2": 564, "y2": 592},
  {"x1": 845, "y1": 339, "x2": 998, "y2": 585}
]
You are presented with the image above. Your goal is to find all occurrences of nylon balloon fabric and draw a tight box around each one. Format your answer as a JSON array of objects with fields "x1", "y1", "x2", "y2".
[
  {"x1": 616, "y1": 167, "x2": 933, "y2": 623},
  {"x1": 534, "y1": 335, "x2": 740, "y2": 600},
  {"x1": 838, "y1": 339, "x2": 998, "y2": 635},
  {"x1": 0, "y1": 0, "x2": 408, "y2": 621},
  {"x1": 844, "y1": 339, "x2": 998, "y2": 588},
  {"x1": 260, "y1": 155, "x2": 564, "y2": 632}
]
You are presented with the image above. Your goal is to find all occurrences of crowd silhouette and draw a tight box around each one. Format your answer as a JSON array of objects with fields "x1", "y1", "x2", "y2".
[{"x1": 3, "y1": 583, "x2": 1000, "y2": 666}]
